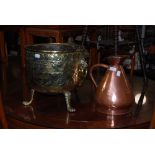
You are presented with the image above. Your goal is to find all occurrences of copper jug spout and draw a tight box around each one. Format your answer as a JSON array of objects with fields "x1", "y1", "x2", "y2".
[{"x1": 90, "y1": 55, "x2": 135, "y2": 115}]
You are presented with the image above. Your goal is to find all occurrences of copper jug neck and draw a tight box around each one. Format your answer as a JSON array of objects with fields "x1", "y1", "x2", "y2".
[{"x1": 107, "y1": 55, "x2": 129, "y2": 65}]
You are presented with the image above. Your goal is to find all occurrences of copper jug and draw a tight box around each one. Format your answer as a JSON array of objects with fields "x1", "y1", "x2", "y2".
[{"x1": 90, "y1": 55, "x2": 135, "y2": 115}]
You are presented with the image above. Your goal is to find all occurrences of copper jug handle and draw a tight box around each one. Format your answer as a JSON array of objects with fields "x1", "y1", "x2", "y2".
[{"x1": 89, "y1": 64, "x2": 108, "y2": 88}]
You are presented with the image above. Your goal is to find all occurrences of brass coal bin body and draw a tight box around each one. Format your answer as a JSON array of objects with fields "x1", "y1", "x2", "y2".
[{"x1": 23, "y1": 43, "x2": 88, "y2": 112}]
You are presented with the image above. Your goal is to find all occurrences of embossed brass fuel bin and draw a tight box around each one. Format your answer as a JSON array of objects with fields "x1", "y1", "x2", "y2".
[{"x1": 23, "y1": 43, "x2": 88, "y2": 112}]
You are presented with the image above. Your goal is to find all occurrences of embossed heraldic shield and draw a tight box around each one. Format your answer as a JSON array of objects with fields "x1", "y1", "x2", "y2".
[
  {"x1": 23, "y1": 43, "x2": 88, "y2": 112},
  {"x1": 90, "y1": 55, "x2": 135, "y2": 115}
]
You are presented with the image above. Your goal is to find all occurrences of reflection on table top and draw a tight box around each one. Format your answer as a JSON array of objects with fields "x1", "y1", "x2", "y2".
[{"x1": 0, "y1": 63, "x2": 155, "y2": 128}]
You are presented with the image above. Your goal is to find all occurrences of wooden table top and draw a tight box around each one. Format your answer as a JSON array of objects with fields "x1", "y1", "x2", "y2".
[{"x1": 1, "y1": 62, "x2": 155, "y2": 128}]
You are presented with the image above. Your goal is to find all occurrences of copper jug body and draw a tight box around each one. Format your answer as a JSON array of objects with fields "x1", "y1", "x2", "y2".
[{"x1": 90, "y1": 55, "x2": 135, "y2": 115}]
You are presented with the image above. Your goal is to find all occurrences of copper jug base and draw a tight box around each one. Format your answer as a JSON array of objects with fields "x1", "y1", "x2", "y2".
[{"x1": 96, "y1": 105, "x2": 133, "y2": 115}]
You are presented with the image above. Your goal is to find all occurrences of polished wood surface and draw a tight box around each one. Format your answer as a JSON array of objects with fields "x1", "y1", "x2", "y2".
[
  {"x1": 0, "y1": 32, "x2": 8, "y2": 63},
  {"x1": 150, "y1": 103, "x2": 155, "y2": 128},
  {"x1": 0, "y1": 92, "x2": 8, "y2": 128},
  {"x1": 1, "y1": 61, "x2": 155, "y2": 128}
]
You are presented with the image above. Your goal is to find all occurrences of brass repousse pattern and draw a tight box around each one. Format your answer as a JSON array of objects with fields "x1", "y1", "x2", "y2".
[{"x1": 26, "y1": 43, "x2": 88, "y2": 93}]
